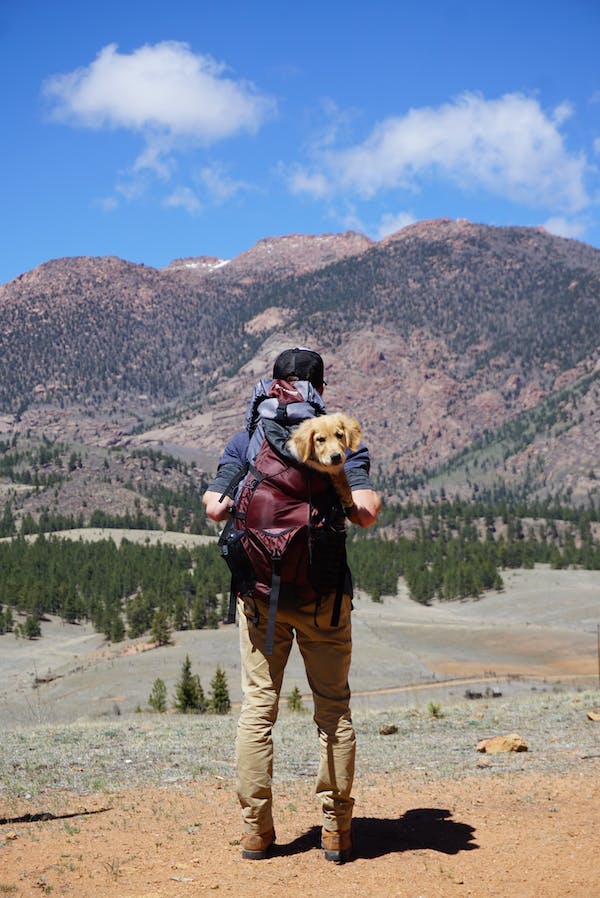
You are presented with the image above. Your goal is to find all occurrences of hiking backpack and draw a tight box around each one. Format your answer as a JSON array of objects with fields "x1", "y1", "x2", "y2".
[{"x1": 218, "y1": 378, "x2": 350, "y2": 654}]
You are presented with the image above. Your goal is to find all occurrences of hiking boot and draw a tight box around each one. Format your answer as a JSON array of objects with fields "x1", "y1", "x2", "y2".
[
  {"x1": 240, "y1": 828, "x2": 275, "y2": 860},
  {"x1": 321, "y1": 828, "x2": 352, "y2": 863}
]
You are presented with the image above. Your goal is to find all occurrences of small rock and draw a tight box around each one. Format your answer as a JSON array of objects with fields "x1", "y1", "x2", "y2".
[
  {"x1": 379, "y1": 724, "x2": 398, "y2": 736},
  {"x1": 476, "y1": 733, "x2": 528, "y2": 753},
  {"x1": 586, "y1": 710, "x2": 600, "y2": 722},
  {"x1": 476, "y1": 758, "x2": 492, "y2": 768}
]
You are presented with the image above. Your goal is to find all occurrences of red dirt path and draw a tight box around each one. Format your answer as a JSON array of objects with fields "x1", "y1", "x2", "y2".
[{"x1": 2, "y1": 768, "x2": 599, "y2": 897}]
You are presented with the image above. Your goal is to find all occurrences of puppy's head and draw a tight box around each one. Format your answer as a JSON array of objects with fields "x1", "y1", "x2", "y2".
[
  {"x1": 335, "y1": 412, "x2": 362, "y2": 453},
  {"x1": 290, "y1": 413, "x2": 362, "y2": 471}
]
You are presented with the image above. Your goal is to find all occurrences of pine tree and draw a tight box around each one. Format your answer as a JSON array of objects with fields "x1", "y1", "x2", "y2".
[
  {"x1": 148, "y1": 677, "x2": 168, "y2": 712},
  {"x1": 3, "y1": 606, "x2": 13, "y2": 633},
  {"x1": 174, "y1": 654, "x2": 207, "y2": 713},
  {"x1": 209, "y1": 665, "x2": 231, "y2": 714},
  {"x1": 23, "y1": 615, "x2": 42, "y2": 639},
  {"x1": 172, "y1": 594, "x2": 188, "y2": 631},
  {"x1": 61, "y1": 585, "x2": 83, "y2": 624},
  {"x1": 126, "y1": 589, "x2": 156, "y2": 639},
  {"x1": 150, "y1": 608, "x2": 172, "y2": 646},
  {"x1": 191, "y1": 596, "x2": 206, "y2": 629},
  {"x1": 110, "y1": 614, "x2": 126, "y2": 643},
  {"x1": 0, "y1": 502, "x2": 15, "y2": 537}
]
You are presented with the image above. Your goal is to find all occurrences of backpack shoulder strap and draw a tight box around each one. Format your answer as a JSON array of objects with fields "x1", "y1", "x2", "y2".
[{"x1": 218, "y1": 460, "x2": 250, "y2": 504}]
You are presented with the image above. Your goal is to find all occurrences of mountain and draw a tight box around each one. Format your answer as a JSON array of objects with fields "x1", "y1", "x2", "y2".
[
  {"x1": 0, "y1": 231, "x2": 373, "y2": 411},
  {"x1": 0, "y1": 219, "x2": 598, "y2": 521},
  {"x1": 165, "y1": 230, "x2": 373, "y2": 280}
]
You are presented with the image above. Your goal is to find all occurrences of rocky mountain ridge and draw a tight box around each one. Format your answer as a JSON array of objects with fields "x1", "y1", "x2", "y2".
[
  {"x1": 1, "y1": 220, "x2": 599, "y2": 513},
  {"x1": 162, "y1": 231, "x2": 373, "y2": 280}
]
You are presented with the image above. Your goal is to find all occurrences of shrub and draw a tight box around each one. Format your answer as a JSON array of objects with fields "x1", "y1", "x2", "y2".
[
  {"x1": 148, "y1": 678, "x2": 168, "y2": 713},
  {"x1": 209, "y1": 665, "x2": 231, "y2": 714},
  {"x1": 428, "y1": 701, "x2": 443, "y2": 719},
  {"x1": 287, "y1": 686, "x2": 304, "y2": 713}
]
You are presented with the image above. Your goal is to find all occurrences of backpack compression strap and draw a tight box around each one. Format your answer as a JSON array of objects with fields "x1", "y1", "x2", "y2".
[
  {"x1": 330, "y1": 552, "x2": 347, "y2": 628},
  {"x1": 265, "y1": 557, "x2": 281, "y2": 656}
]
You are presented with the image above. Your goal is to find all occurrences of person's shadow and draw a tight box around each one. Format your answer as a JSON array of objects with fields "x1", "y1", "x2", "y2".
[{"x1": 277, "y1": 808, "x2": 477, "y2": 861}]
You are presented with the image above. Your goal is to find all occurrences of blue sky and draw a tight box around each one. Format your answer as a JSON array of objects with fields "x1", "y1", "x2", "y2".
[{"x1": 1, "y1": 0, "x2": 599, "y2": 284}]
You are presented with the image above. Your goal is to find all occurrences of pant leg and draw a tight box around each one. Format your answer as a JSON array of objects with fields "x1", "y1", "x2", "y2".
[
  {"x1": 236, "y1": 596, "x2": 294, "y2": 834},
  {"x1": 294, "y1": 594, "x2": 355, "y2": 832}
]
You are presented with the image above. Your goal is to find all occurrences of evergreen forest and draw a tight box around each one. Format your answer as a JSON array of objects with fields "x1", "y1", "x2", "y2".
[
  {"x1": 1, "y1": 489, "x2": 598, "y2": 642},
  {"x1": 0, "y1": 537, "x2": 229, "y2": 641}
]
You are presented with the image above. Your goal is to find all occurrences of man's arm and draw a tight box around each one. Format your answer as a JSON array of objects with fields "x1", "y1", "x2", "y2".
[
  {"x1": 343, "y1": 444, "x2": 381, "y2": 527},
  {"x1": 202, "y1": 431, "x2": 249, "y2": 522}
]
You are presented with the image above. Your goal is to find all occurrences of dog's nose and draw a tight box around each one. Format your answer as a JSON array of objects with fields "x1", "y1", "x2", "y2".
[{"x1": 330, "y1": 452, "x2": 342, "y2": 465}]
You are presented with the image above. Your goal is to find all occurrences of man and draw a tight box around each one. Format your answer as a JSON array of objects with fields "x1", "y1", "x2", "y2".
[{"x1": 203, "y1": 348, "x2": 381, "y2": 863}]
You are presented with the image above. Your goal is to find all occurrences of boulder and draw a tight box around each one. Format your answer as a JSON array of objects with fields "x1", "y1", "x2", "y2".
[
  {"x1": 476, "y1": 733, "x2": 529, "y2": 753},
  {"x1": 379, "y1": 724, "x2": 398, "y2": 736}
]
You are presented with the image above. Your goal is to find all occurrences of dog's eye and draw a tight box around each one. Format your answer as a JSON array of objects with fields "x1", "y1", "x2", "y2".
[
  {"x1": 315, "y1": 435, "x2": 326, "y2": 443},
  {"x1": 335, "y1": 432, "x2": 344, "y2": 440}
]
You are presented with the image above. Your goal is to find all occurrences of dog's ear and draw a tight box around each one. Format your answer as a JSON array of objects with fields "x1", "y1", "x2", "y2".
[
  {"x1": 340, "y1": 414, "x2": 362, "y2": 452},
  {"x1": 292, "y1": 421, "x2": 314, "y2": 462}
]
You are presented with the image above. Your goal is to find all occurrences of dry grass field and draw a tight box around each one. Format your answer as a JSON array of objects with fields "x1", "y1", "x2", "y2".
[
  {"x1": 1, "y1": 562, "x2": 598, "y2": 726},
  {"x1": 1, "y1": 560, "x2": 599, "y2": 896}
]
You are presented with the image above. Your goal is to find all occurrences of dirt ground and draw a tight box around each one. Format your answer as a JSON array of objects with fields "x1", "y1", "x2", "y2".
[{"x1": 1, "y1": 767, "x2": 599, "y2": 898}]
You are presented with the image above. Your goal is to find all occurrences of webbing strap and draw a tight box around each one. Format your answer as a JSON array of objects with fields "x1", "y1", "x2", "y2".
[
  {"x1": 218, "y1": 461, "x2": 249, "y2": 503},
  {"x1": 247, "y1": 462, "x2": 268, "y2": 483},
  {"x1": 265, "y1": 558, "x2": 281, "y2": 656},
  {"x1": 225, "y1": 584, "x2": 237, "y2": 625},
  {"x1": 330, "y1": 554, "x2": 347, "y2": 628}
]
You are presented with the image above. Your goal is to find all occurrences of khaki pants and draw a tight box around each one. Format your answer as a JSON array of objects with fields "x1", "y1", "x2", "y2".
[{"x1": 236, "y1": 592, "x2": 355, "y2": 835}]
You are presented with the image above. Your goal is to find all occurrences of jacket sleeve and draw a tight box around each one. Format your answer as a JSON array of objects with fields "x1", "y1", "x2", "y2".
[
  {"x1": 344, "y1": 444, "x2": 375, "y2": 491},
  {"x1": 206, "y1": 431, "x2": 249, "y2": 497}
]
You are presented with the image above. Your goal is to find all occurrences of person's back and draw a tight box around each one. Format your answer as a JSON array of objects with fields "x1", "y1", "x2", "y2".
[{"x1": 202, "y1": 347, "x2": 381, "y2": 862}]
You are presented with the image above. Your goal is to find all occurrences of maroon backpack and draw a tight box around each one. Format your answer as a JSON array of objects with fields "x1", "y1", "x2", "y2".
[{"x1": 219, "y1": 408, "x2": 348, "y2": 654}]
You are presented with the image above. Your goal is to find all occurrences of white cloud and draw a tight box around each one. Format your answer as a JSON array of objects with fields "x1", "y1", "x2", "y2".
[
  {"x1": 552, "y1": 101, "x2": 574, "y2": 126},
  {"x1": 336, "y1": 206, "x2": 367, "y2": 233},
  {"x1": 287, "y1": 166, "x2": 331, "y2": 198},
  {"x1": 376, "y1": 211, "x2": 416, "y2": 239},
  {"x1": 163, "y1": 186, "x2": 202, "y2": 214},
  {"x1": 94, "y1": 196, "x2": 118, "y2": 212},
  {"x1": 292, "y1": 92, "x2": 590, "y2": 214},
  {"x1": 43, "y1": 41, "x2": 276, "y2": 173},
  {"x1": 115, "y1": 175, "x2": 150, "y2": 202},
  {"x1": 132, "y1": 139, "x2": 176, "y2": 178},
  {"x1": 311, "y1": 98, "x2": 360, "y2": 151},
  {"x1": 541, "y1": 216, "x2": 587, "y2": 240},
  {"x1": 198, "y1": 162, "x2": 249, "y2": 203}
]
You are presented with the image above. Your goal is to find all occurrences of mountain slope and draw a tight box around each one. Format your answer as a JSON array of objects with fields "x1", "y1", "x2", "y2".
[{"x1": 1, "y1": 220, "x2": 598, "y2": 504}]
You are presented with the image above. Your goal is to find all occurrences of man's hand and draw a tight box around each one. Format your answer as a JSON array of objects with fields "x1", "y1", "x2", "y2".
[
  {"x1": 203, "y1": 490, "x2": 233, "y2": 522},
  {"x1": 346, "y1": 489, "x2": 381, "y2": 527}
]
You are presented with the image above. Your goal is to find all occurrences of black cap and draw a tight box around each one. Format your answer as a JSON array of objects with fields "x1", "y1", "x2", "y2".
[{"x1": 272, "y1": 347, "x2": 325, "y2": 388}]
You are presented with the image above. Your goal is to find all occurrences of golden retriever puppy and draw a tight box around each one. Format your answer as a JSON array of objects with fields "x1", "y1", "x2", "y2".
[{"x1": 287, "y1": 413, "x2": 362, "y2": 513}]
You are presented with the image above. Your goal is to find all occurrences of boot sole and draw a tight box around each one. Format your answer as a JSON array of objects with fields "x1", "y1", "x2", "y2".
[
  {"x1": 241, "y1": 843, "x2": 274, "y2": 860},
  {"x1": 321, "y1": 840, "x2": 352, "y2": 863}
]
